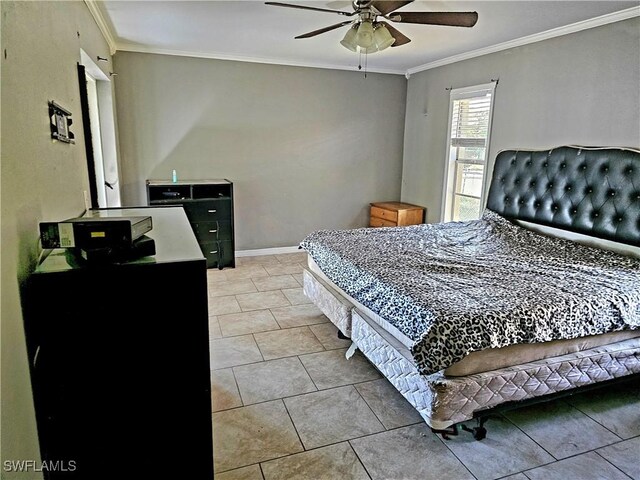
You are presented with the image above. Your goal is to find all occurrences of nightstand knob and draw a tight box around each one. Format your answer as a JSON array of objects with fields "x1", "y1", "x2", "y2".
[{"x1": 208, "y1": 209, "x2": 217, "y2": 213}]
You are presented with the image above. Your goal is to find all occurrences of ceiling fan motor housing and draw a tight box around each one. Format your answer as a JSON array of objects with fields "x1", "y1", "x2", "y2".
[{"x1": 353, "y1": 0, "x2": 374, "y2": 10}]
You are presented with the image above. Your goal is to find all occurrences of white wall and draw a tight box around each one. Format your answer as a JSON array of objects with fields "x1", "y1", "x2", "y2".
[
  {"x1": 1, "y1": 2, "x2": 114, "y2": 475},
  {"x1": 113, "y1": 53, "x2": 407, "y2": 249},
  {"x1": 401, "y1": 18, "x2": 640, "y2": 223}
]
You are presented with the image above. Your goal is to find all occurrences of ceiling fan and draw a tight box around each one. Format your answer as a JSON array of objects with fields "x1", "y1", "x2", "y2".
[{"x1": 265, "y1": 0, "x2": 478, "y2": 54}]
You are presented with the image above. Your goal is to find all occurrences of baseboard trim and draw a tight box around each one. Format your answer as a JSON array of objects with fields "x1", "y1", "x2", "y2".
[{"x1": 235, "y1": 246, "x2": 301, "y2": 257}]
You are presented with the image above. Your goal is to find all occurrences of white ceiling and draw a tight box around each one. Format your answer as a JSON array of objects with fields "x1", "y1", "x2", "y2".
[{"x1": 94, "y1": 1, "x2": 640, "y2": 75}]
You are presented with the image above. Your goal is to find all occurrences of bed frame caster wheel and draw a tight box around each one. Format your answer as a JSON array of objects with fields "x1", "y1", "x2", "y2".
[
  {"x1": 461, "y1": 418, "x2": 488, "y2": 440},
  {"x1": 467, "y1": 426, "x2": 486, "y2": 440}
]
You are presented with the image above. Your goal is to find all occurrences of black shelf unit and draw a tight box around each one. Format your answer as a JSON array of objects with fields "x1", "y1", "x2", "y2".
[
  {"x1": 147, "y1": 179, "x2": 235, "y2": 269},
  {"x1": 23, "y1": 207, "x2": 213, "y2": 479}
]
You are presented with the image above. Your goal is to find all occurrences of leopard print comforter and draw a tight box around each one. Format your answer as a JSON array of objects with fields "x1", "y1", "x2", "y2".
[{"x1": 300, "y1": 210, "x2": 640, "y2": 375}]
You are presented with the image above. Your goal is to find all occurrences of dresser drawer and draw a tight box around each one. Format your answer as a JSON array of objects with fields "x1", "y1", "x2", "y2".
[
  {"x1": 183, "y1": 199, "x2": 231, "y2": 222},
  {"x1": 370, "y1": 206, "x2": 398, "y2": 222},
  {"x1": 192, "y1": 221, "x2": 232, "y2": 242},
  {"x1": 369, "y1": 217, "x2": 397, "y2": 228},
  {"x1": 201, "y1": 240, "x2": 234, "y2": 269}
]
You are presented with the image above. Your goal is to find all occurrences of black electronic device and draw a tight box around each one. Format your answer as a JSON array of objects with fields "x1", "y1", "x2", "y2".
[
  {"x1": 79, "y1": 235, "x2": 156, "y2": 264},
  {"x1": 39, "y1": 216, "x2": 152, "y2": 250}
]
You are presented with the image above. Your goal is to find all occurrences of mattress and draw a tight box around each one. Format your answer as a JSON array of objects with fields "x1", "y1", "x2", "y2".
[
  {"x1": 304, "y1": 263, "x2": 640, "y2": 376},
  {"x1": 300, "y1": 210, "x2": 640, "y2": 375}
]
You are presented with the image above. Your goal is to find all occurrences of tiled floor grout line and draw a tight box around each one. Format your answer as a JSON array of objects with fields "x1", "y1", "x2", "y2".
[
  {"x1": 351, "y1": 382, "x2": 389, "y2": 431},
  {"x1": 211, "y1": 341, "x2": 351, "y2": 372},
  {"x1": 307, "y1": 323, "x2": 329, "y2": 350},
  {"x1": 500, "y1": 412, "x2": 559, "y2": 462},
  {"x1": 429, "y1": 426, "x2": 479, "y2": 480},
  {"x1": 568, "y1": 399, "x2": 626, "y2": 441},
  {"x1": 514, "y1": 438, "x2": 637, "y2": 478},
  {"x1": 506, "y1": 401, "x2": 640, "y2": 470},
  {"x1": 280, "y1": 398, "x2": 307, "y2": 453},
  {"x1": 593, "y1": 450, "x2": 635, "y2": 479},
  {"x1": 214, "y1": 463, "x2": 262, "y2": 478},
  {"x1": 229, "y1": 366, "x2": 245, "y2": 408},
  {"x1": 212, "y1": 318, "x2": 334, "y2": 339},
  {"x1": 211, "y1": 358, "x2": 265, "y2": 372},
  {"x1": 211, "y1": 378, "x2": 403, "y2": 411},
  {"x1": 252, "y1": 434, "x2": 409, "y2": 476},
  {"x1": 297, "y1": 355, "x2": 320, "y2": 392},
  {"x1": 251, "y1": 333, "x2": 266, "y2": 362},
  {"x1": 436, "y1": 425, "x2": 481, "y2": 480},
  {"x1": 346, "y1": 440, "x2": 374, "y2": 480},
  {"x1": 239, "y1": 438, "x2": 380, "y2": 478}
]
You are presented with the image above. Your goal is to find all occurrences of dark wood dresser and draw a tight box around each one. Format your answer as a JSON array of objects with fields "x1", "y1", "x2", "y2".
[
  {"x1": 147, "y1": 179, "x2": 235, "y2": 269},
  {"x1": 24, "y1": 207, "x2": 213, "y2": 479}
]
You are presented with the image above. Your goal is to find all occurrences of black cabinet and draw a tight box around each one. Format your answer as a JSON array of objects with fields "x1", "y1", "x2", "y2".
[
  {"x1": 23, "y1": 207, "x2": 213, "y2": 479},
  {"x1": 147, "y1": 179, "x2": 235, "y2": 269}
]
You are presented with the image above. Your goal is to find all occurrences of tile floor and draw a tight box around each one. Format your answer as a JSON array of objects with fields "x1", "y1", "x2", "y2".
[{"x1": 209, "y1": 252, "x2": 640, "y2": 480}]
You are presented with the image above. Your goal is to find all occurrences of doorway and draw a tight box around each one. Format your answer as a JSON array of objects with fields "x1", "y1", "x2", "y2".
[{"x1": 78, "y1": 50, "x2": 121, "y2": 208}]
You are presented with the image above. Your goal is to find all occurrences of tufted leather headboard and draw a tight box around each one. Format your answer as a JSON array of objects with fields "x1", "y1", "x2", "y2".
[{"x1": 486, "y1": 146, "x2": 640, "y2": 247}]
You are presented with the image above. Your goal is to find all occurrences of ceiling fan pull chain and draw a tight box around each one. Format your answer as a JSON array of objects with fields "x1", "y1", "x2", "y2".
[{"x1": 364, "y1": 50, "x2": 368, "y2": 78}]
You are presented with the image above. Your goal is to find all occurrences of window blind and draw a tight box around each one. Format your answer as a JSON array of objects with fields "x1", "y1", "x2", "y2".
[{"x1": 450, "y1": 94, "x2": 492, "y2": 150}]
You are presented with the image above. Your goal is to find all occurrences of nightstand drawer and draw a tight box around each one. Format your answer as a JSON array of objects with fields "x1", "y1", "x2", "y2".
[
  {"x1": 369, "y1": 217, "x2": 397, "y2": 228},
  {"x1": 183, "y1": 199, "x2": 231, "y2": 222},
  {"x1": 370, "y1": 206, "x2": 398, "y2": 222},
  {"x1": 369, "y1": 201, "x2": 426, "y2": 228}
]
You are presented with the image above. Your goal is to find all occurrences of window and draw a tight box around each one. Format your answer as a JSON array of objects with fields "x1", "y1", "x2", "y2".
[{"x1": 442, "y1": 83, "x2": 496, "y2": 222}]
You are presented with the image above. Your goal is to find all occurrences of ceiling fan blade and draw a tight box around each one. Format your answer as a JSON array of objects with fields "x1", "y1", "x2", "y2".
[
  {"x1": 379, "y1": 21, "x2": 411, "y2": 47},
  {"x1": 371, "y1": 1, "x2": 414, "y2": 16},
  {"x1": 391, "y1": 11, "x2": 478, "y2": 27},
  {"x1": 265, "y1": 2, "x2": 354, "y2": 16},
  {"x1": 295, "y1": 21, "x2": 353, "y2": 39}
]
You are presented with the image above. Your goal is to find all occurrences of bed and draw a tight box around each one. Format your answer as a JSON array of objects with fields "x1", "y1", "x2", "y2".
[{"x1": 299, "y1": 146, "x2": 640, "y2": 438}]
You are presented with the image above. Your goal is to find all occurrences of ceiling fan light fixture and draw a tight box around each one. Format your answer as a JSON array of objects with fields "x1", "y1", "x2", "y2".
[
  {"x1": 359, "y1": 44, "x2": 378, "y2": 55},
  {"x1": 373, "y1": 24, "x2": 395, "y2": 51},
  {"x1": 355, "y1": 20, "x2": 374, "y2": 48},
  {"x1": 340, "y1": 25, "x2": 358, "y2": 52}
]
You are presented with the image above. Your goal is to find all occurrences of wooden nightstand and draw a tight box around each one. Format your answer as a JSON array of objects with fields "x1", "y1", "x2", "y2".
[{"x1": 370, "y1": 202, "x2": 426, "y2": 227}]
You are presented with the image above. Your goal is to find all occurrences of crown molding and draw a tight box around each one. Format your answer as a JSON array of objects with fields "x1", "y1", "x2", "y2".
[
  {"x1": 406, "y1": 6, "x2": 640, "y2": 76},
  {"x1": 115, "y1": 43, "x2": 405, "y2": 75},
  {"x1": 84, "y1": 3, "x2": 638, "y2": 78},
  {"x1": 84, "y1": 0, "x2": 117, "y2": 55}
]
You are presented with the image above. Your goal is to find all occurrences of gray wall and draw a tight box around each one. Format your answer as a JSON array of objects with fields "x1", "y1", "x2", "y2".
[
  {"x1": 401, "y1": 18, "x2": 640, "y2": 223},
  {"x1": 113, "y1": 53, "x2": 407, "y2": 250},
  {"x1": 1, "y1": 2, "x2": 115, "y2": 475}
]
